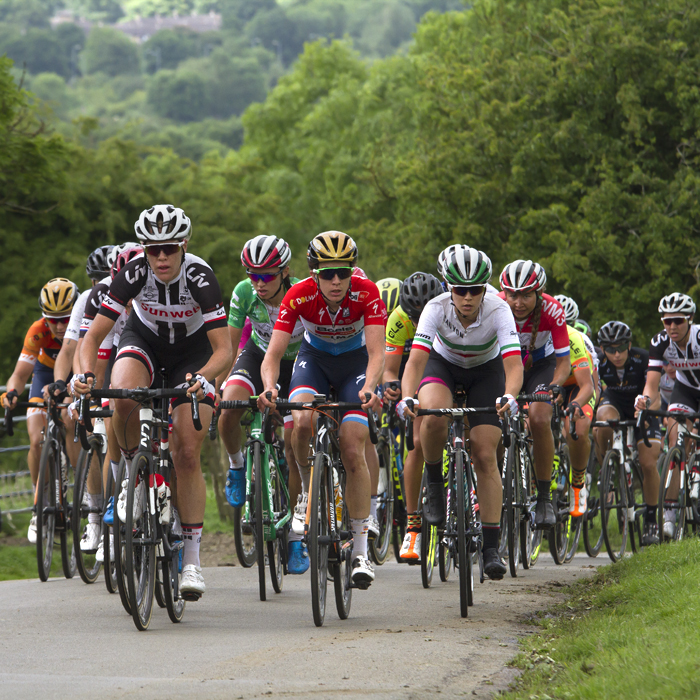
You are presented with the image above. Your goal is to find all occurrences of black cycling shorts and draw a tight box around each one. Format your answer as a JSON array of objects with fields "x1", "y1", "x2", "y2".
[
  {"x1": 417, "y1": 351, "x2": 504, "y2": 428},
  {"x1": 522, "y1": 354, "x2": 556, "y2": 394},
  {"x1": 116, "y1": 314, "x2": 214, "y2": 409},
  {"x1": 599, "y1": 389, "x2": 662, "y2": 443},
  {"x1": 221, "y1": 338, "x2": 295, "y2": 425}
]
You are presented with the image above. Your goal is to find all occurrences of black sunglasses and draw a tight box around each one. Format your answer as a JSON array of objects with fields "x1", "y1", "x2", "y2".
[
  {"x1": 314, "y1": 267, "x2": 354, "y2": 281},
  {"x1": 451, "y1": 284, "x2": 485, "y2": 297},
  {"x1": 145, "y1": 242, "x2": 184, "y2": 257},
  {"x1": 604, "y1": 344, "x2": 628, "y2": 355}
]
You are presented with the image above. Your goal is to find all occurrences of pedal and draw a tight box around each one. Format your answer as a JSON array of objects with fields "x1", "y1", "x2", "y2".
[
  {"x1": 350, "y1": 581, "x2": 371, "y2": 590},
  {"x1": 181, "y1": 591, "x2": 202, "y2": 602}
]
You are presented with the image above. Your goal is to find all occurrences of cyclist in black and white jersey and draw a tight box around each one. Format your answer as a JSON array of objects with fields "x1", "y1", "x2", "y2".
[{"x1": 75, "y1": 205, "x2": 232, "y2": 599}]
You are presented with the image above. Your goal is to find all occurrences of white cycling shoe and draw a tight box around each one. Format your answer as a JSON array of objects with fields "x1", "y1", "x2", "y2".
[
  {"x1": 117, "y1": 478, "x2": 146, "y2": 524},
  {"x1": 180, "y1": 565, "x2": 206, "y2": 600}
]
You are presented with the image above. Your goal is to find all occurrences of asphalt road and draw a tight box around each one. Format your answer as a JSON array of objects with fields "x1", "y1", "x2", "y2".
[{"x1": 0, "y1": 554, "x2": 605, "y2": 700}]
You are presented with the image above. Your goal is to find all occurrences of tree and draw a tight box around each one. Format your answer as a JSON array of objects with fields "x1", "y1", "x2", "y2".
[
  {"x1": 82, "y1": 27, "x2": 140, "y2": 77},
  {"x1": 2, "y1": 28, "x2": 71, "y2": 78},
  {"x1": 142, "y1": 27, "x2": 201, "y2": 73},
  {"x1": 148, "y1": 69, "x2": 208, "y2": 121}
]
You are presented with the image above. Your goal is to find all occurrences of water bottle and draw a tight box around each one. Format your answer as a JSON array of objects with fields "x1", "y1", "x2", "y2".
[
  {"x1": 333, "y1": 469, "x2": 343, "y2": 524},
  {"x1": 690, "y1": 468, "x2": 700, "y2": 501},
  {"x1": 150, "y1": 473, "x2": 170, "y2": 524}
]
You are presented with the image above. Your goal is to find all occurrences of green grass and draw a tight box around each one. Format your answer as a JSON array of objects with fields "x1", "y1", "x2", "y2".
[{"x1": 504, "y1": 539, "x2": 700, "y2": 699}]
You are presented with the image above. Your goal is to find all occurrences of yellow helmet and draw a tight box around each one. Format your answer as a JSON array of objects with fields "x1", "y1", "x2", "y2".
[
  {"x1": 376, "y1": 277, "x2": 402, "y2": 315},
  {"x1": 307, "y1": 231, "x2": 358, "y2": 268},
  {"x1": 39, "y1": 278, "x2": 79, "y2": 317}
]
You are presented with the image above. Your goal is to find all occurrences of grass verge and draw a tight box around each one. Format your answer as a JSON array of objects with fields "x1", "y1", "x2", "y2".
[{"x1": 504, "y1": 539, "x2": 700, "y2": 699}]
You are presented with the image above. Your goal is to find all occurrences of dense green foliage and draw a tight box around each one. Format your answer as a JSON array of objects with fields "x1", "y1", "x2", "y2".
[{"x1": 1, "y1": 0, "x2": 700, "y2": 383}]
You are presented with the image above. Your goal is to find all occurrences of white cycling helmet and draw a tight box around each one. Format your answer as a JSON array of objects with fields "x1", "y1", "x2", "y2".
[
  {"x1": 500, "y1": 260, "x2": 547, "y2": 292},
  {"x1": 107, "y1": 242, "x2": 140, "y2": 269},
  {"x1": 658, "y1": 293, "x2": 696, "y2": 316},
  {"x1": 134, "y1": 204, "x2": 191, "y2": 244},
  {"x1": 554, "y1": 294, "x2": 579, "y2": 324}
]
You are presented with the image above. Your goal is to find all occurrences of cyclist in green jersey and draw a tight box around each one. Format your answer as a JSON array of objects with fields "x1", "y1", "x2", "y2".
[{"x1": 218, "y1": 235, "x2": 308, "y2": 573}]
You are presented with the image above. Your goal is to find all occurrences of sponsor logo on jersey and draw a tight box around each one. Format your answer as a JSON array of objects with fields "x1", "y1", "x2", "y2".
[
  {"x1": 125, "y1": 266, "x2": 147, "y2": 285},
  {"x1": 349, "y1": 291, "x2": 369, "y2": 302},
  {"x1": 186, "y1": 268, "x2": 210, "y2": 288},
  {"x1": 140, "y1": 302, "x2": 201, "y2": 319},
  {"x1": 289, "y1": 293, "x2": 317, "y2": 310},
  {"x1": 542, "y1": 298, "x2": 567, "y2": 326}
]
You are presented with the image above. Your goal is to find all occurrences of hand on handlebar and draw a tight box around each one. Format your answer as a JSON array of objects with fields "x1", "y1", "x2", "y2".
[
  {"x1": 568, "y1": 401, "x2": 584, "y2": 421},
  {"x1": 396, "y1": 397, "x2": 418, "y2": 421},
  {"x1": 71, "y1": 372, "x2": 95, "y2": 397},
  {"x1": 548, "y1": 383, "x2": 564, "y2": 405},
  {"x1": 258, "y1": 387, "x2": 278, "y2": 411},
  {"x1": 360, "y1": 389, "x2": 381, "y2": 413},
  {"x1": 383, "y1": 381, "x2": 401, "y2": 403},
  {"x1": 1, "y1": 389, "x2": 19, "y2": 410},
  {"x1": 634, "y1": 394, "x2": 651, "y2": 413},
  {"x1": 186, "y1": 373, "x2": 213, "y2": 402},
  {"x1": 497, "y1": 394, "x2": 518, "y2": 418}
]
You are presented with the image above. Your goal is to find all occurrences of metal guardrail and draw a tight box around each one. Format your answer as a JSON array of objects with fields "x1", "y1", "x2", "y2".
[{"x1": 1, "y1": 385, "x2": 35, "y2": 516}]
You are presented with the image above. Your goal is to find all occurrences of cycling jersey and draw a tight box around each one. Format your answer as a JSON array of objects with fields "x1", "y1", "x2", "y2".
[
  {"x1": 65, "y1": 289, "x2": 91, "y2": 343},
  {"x1": 99, "y1": 253, "x2": 227, "y2": 342},
  {"x1": 81, "y1": 276, "x2": 126, "y2": 360},
  {"x1": 19, "y1": 319, "x2": 62, "y2": 369},
  {"x1": 385, "y1": 305, "x2": 416, "y2": 357},
  {"x1": 274, "y1": 276, "x2": 385, "y2": 356},
  {"x1": 648, "y1": 326, "x2": 700, "y2": 389},
  {"x1": 497, "y1": 292, "x2": 570, "y2": 364},
  {"x1": 413, "y1": 292, "x2": 520, "y2": 368},
  {"x1": 562, "y1": 325, "x2": 593, "y2": 387},
  {"x1": 228, "y1": 277, "x2": 304, "y2": 361},
  {"x1": 596, "y1": 346, "x2": 648, "y2": 410}
]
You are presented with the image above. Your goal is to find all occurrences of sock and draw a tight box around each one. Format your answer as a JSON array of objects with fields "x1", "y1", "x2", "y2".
[
  {"x1": 87, "y1": 493, "x2": 103, "y2": 524},
  {"x1": 370, "y1": 495, "x2": 378, "y2": 520},
  {"x1": 537, "y1": 479, "x2": 552, "y2": 501},
  {"x1": 228, "y1": 450, "x2": 245, "y2": 470},
  {"x1": 110, "y1": 460, "x2": 119, "y2": 482},
  {"x1": 288, "y1": 529, "x2": 303, "y2": 543},
  {"x1": 482, "y1": 523, "x2": 500, "y2": 551},
  {"x1": 182, "y1": 522, "x2": 203, "y2": 568},
  {"x1": 298, "y1": 461, "x2": 311, "y2": 493},
  {"x1": 351, "y1": 517, "x2": 369, "y2": 559},
  {"x1": 407, "y1": 512, "x2": 421, "y2": 532},
  {"x1": 424, "y1": 459, "x2": 442, "y2": 484},
  {"x1": 572, "y1": 469, "x2": 586, "y2": 489},
  {"x1": 645, "y1": 505, "x2": 658, "y2": 523}
]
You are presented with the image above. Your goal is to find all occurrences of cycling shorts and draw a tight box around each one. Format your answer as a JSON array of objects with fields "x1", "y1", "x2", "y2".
[
  {"x1": 288, "y1": 340, "x2": 370, "y2": 427},
  {"x1": 598, "y1": 389, "x2": 662, "y2": 443},
  {"x1": 221, "y1": 338, "x2": 295, "y2": 427},
  {"x1": 563, "y1": 384, "x2": 596, "y2": 421},
  {"x1": 668, "y1": 380, "x2": 700, "y2": 415},
  {"x1": 522, "y1": 354, "x2": 556, "y2": 394},
  {"x1": 28, "y1": 361, "x2": 53, "y2": 416},
  {"x1": 417, "y1": 351, "x2": 504, "y2": 429},
  {"x1": 116, "y1": 315, "x2": 214, "y2": 409}
]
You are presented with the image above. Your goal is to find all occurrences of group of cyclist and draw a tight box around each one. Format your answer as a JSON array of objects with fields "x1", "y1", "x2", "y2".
[{"x1": 1, "y1": 201, "x2": 694, "y2": 605}]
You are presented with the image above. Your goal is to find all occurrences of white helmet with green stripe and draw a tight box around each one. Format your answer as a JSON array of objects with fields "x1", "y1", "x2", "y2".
[{"x1": 439, "y1": 245, "x2": 492, "y2": 286}]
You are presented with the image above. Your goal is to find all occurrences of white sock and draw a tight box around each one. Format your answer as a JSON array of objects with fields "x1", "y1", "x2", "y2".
[
  {"x1": 351, "y1": 517, "x2": 369, "y2": 559},
  {"x1": 298, "y1": 462, "x2": 311, "y2": 493},
  {"x1": 110, "y1": 460, "x2": 119, "y2": 482},
  {"x1": 88, "y1": 494, "x2": 103, "y2": 524},
  {"x1": 370, "y1": 495, "x2": 378, "y2": 520},
  {"x1": 288, "y1": 530, "x2": 303, "y2": 542},
  {"x1": 182, "y1": 523, "x2": 203, "y2": 568},
  {"x1": 228, "y1": 450, "x2": 245, "y2": 470}
]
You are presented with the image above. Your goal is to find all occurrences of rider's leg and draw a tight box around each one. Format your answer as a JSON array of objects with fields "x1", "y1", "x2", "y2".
[
  {"x1": 592, "y1": 403, "x2": 619, "y2": 464},
  {"x1": 470, "y1": 423, "x2": 503, "y2": 550},
  {"x1": 26, "y1": 411, "x2": 46, "y2": 487},
  {"x1": 529, "y1": 400, "x2": 555, "y2": 499},
  {"x1": 339, "y1": 418, "x2": 371, "y2": 558},
  {"x1": 110, "y1": 357, "x2": 150, "y2": 456}
]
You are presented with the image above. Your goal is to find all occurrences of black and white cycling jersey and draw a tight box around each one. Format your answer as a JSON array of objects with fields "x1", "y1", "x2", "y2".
[
  {"x1": 649, "y1": 326, "x2": 700, "y2": 389},
  {"x1": 98, "y1": 253, "x2": 227, "y2": 342}
]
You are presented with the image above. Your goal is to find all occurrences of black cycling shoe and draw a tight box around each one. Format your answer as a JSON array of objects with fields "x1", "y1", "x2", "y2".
[
  {"x1": 641, "y1": 520, "x2": 660, "y2": 546},
  {"x1": 483, "y1": 547, "x2": 507, "y2": 580},
  {"x1": 423, "y1": 483, "x2": 446, "y2": 526},
  {"x1": 534, "y1": 498, "x2": 556, "y2": 529}
]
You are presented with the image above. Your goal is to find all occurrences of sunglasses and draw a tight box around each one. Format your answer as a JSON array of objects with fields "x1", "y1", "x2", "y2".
[
  {"x1": 45, "y1": 316, "x2": 71, "y2": 325},
  {"x1": 662, "y1": 316, "x2": 688, "y2": 326},
  {"x1": 450, "y1": 284, "x2": 485, "y2": 297},
  {"x1": 313, "y1": 267, "x2": 354, "y2": 281},
  {"x1": 145, "y1": 242, "x2": 185, "y2": 257},
  {"x1": 604, "y1": 344, "x2": 628, "y2": 355},
  {"x1": 247, "y1": 270, "x2": 281, "y2": 284}
]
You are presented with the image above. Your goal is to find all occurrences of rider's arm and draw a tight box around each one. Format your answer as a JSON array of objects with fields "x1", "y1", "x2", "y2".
[
  {"x1": 383, "y1": 352, "x2": 402, "y2": 385},
  {"x1": 196, "y1": 326, "x2": 234, "y2": 383},
  {"x1": 218, "y1": 325, "x2": 243, "y2": 390},
  {"x1": 260, "y1": 329, "x2": 292, "y2": 399},
  {"x1": 361, "y1": 324, "x2": 385, "y2": 400},
  {"x1": 552, "y1": 353, "x2": 572, "y2": 387},
  {"x1": 640, "y1": 368, "x2": 661, "y2": 408},
  {"x1": 53, "y1": 338, "x2": 77, "y2": 382},
  {"x1": 2, "y1": 359, "x2": 34, "y2": 407},
  {"x1": 503, "y1": 354, "x2": 524, "y2": 399},
  {"x1": 400, "y1": 346, "x2": 430, "y2": 401},
  {"x1": 79, "y1": 314, "x2": 115, "y2": 377},
  {"x1": 572, "y1": 364, "x2": 595, "y2": 409}
]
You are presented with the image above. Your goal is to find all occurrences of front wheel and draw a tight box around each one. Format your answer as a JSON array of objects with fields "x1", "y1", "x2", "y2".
[
  {"x1": 253, "y1": 441, "x2": 267, "y2": 602},
  {"x1": 36, "y1": 438, "x2": 57, "y2": 582},
  {"x1": 163, "y1": 539, "x2": 185, "y2": 623},
  {"x1": 455, "y1": 449, "x2": 472, "y2": 618},
  {"x1": 504, "y1": 444, "x2": 521, "y2": 577},
  {"x1": 73, "y1": 440, "x2": 104, "y2": 584},
  {"x1": 658, "y1": 446, "x2": 686, "y2": 543},
  {"x1": 309, "y1": 451, "x2": 330, "y2": 627},
  {"x1": 333, "y1": 466, "x2": 352, "y2": 620},
  {"x1": 103, "y1": 464, "x2": 118, "y2": 594},
  {"x1": 369, "y1": 438, "x2": 393, "y2": 566},
  {"x1": 601, "y1": 450, "x2": 628, "y2": 561},
  {"x1": 548, "y1": 450, "x2": 571, "y2": 565},
  {"x1": 268, "y1": 449, "x2": 286, "y2": 595},
  {"x1": 113, "y1": 457, "x2": 132, "y2": 614},
  {"x1": 419, "y1": 470, "x2": 437, "y2": 589}
]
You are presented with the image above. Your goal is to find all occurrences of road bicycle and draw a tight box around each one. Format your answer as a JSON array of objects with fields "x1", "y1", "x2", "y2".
[
  {"x1": 219, "y1": 397, "x2": 291, "y2": 601},
  {"x1": 5, "y1": 398, "x2": 76, "y2": 581},
  {"x1": 368, "y1": 402, "x2": 394, "y2": 566},
  {"x1": 81, "y1": 384, "x2": 201, "y2": 631},
  {"x1": 273, "y1": 392, "x2": 378, "y2": 627},
  {"x1": 581, "y1": 437, "x2": 604, "y2": 558}
]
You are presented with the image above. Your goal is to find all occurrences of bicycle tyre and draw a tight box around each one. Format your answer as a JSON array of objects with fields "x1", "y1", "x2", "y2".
[
  {"x1": 369, "y1": 437, "x2": 393, "y2": 566},
  {"x1": 548, "y1": 451, "x2": 570, "y2": 565},
  {"x1": 36, "y1": 437, "x2": 56, "y2": 582},
  {"x1": 583, "y1": 444, "x2": 604, "y2": 557},
  {"x1": 162, "y1": 542, "x2": 185, "y2": 623},
  {"x1": 505, "y1": 444, "x2": 520, "y2": 577},
  {"x1": 253, "y1": 441, "x2": 267, "y2": 602},
  {"x1": 113, "y1": 457, "x2": 132, "y2": 614},
  {"x1": 519, "y1": 446, "x2": 538, "y2": 569},
  {"x1": 73, "y1": 440, "x2": 103, "y2": 584},
  {"x1": 601, "y1": 450, "x2": 628, "y2": 561},
  {"x1": 309, "y1": 451, "x2": 330, "y2": 627},
  {"x1": 103, "y1": 464, "x2": 118, "y2": 594},
  {"x1": 233, "y1": 502, "x2": 256, "y2": 567},
  {"x1": 333, "y1": 466, "x2": 352, "y2": 620},
  {"x1": 59, "y1": 448, "x2": 77, "y2": 580},
  {"x1": 419, "y1": 470, "x2": 437, "y2": 588},
  {"x1": 456, "y1": 448, "x2": 471, "y2": 618},
  {"x1": 391, "y1": 445, "x2": 407, "y2": 564},
  {"x1": 125, "y1": 453, "x2": 156, "y2": 631},
  {"x1": 658, "y1": 446, "x2": 685, "y2": 542},
  {"x1": 155, "y1": 564, "x2": 167, "y2": 609},
  {"x1": 438, "y1": 537, "x2": 452, "y2": 582},
  {"x1": 268, "y1": 449, "x2": 284, "y2": 595}
]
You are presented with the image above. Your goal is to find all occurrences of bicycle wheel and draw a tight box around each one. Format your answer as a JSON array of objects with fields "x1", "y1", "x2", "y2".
[
  {"x1": 419, "y1": 471, "x2": 437, "y2": 588},
  {"x1": 504, "y1": 444, "x2": 521, "y2": 577},
  {"x1": 72, "y1": 439, "x2": 103, "y2": 584},
  {"x1": 391, "y1": 443, "x2": 407, "y2": 564},
  {"x1": 252, "y1": 441, "x2": 267, "y2": 602},
  {"x1": 369, "y1": 437, "x2": 393, "y2": 566},
  {"x1": 333, "y1": 466, "x2": 353, "y2": 620},
  {"x1": 103, "y1": 465, "x2": 118, "y2": 594},
  {"x1": 658, "y1": 446, "x2": 686, "y2": 542},
  {"x1": 154, "y1": 564, "x2": 167, "y2": 609},
  {"x1": 583, "y1": 446, "x2": 604, "y2": 557},
  {"x1": 125, "y1": 454, "x2": 156, "y2": 631},
  {"x1": 438, "y1": 536, "x2": 452, "y2": 582},
  {"x1": 58, "y1": 448, "x2": 77, "y2": 580},
  {"x1": 548, "y1": 451, "x2": 570, "y2": 565},
  {"x1": 455, "y1": 449, "x2": 472, "y2": 618},
  {"x1": 113, "y1": 457, "x2": 132, "y2": 614},
  {"x1": 233, "y1": 502, "x2": 256, "y2": 567},
  {"x1": 601, "y1": 450, "x2": 628, "y2": 561},
  {"x1": 309, "y1": 451, "x2": 330, "y2": 627},
  {"x1": 268, "y1": 449, "x2": 285, "y2": 595},
  {"x1": 162, "y1": 537, "x2": 185, "y2": 623},
  {"x1": 519, "y1": 446, "x2": 539, "y2": 569},
  {"x1": 36, "y1": 438, "x2": 57, "y2": 582}
]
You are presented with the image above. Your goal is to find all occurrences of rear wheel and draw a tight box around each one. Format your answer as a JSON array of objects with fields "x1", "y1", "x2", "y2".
[
  {"x1": 59, "y1": 448, "x2": 77, "y2": 580},
  {"x1": 163, "y1": 537, "x2": 185, "y2": 623},
  {"x1": 548, "y1": 450, "x2": 571, "y2": 565},
  {"x1": 103, "y1": 465, "x2": 117, "y2": 594},
  {"x1": 369, "y1": 437, "x2": 393, "y2": 566},
  {"x1": 519, "y1": 446, "x2": 539, "y2": 569},
  {"x1": 268, "y1": 450, "x2": 285, "y2": 595},
  {"x1": 583, "y1": 445, "x2": 604, "y2": 557},
  {"x1": 658, "y1": 446, "x2": 686, "y2": 543},
  {"x1": 125, "y1": 454, "x2": 156, "y2": 631},
  {"x1": 36, "y1": 438, "x2": 57, "y2": 582},
  {"x1": 391, "y1": 446, "x2": 407, "y2": 564},
  {"x1": 333, "y1": 466, "x2": 352, "y2": 620},
  {"x1": 253, "y1": 441, "x2": 267, "y2": 602},
  {"x1": 72, "y1": 439, "x2": 104, "y2": 584},
  {"x1": 309, "y1": 451, "x2": 330, "y2": 627},
  {"x1": 113, "y1": 457, "x2": 132, "y2": 614},
  {"x1": 601, "y1": 450, "x2": 628, "y2": 561}
]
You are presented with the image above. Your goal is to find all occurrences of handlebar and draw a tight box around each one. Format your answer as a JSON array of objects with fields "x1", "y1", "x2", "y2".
[
  {"x1": 565, "y1": 405, "x2": 579, "y2": 441},
  {"x1": 635, "y1": 408, "x2": 700, "y2": 449},
  {"x1": 4, "y1": 401, "x2": 48, "y2": 437}
]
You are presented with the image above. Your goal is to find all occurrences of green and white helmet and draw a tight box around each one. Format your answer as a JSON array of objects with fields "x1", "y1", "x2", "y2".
[{"x1": 439, "y1": 245, "x2": 492, "y2": 286}]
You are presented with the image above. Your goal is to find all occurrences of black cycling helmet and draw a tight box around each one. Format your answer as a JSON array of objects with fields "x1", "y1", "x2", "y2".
[
  {"x1": 597, "y1": 321, "x2": 632, "y2": 346},
  {"x1": 400, "y1": 272, "x2": 443, "y2": 320},
  {"x1": 86, "y1": 245, "x2": 114, "y2": 280}
]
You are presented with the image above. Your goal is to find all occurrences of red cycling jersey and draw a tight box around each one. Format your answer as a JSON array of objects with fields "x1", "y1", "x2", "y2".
[{"x1": 274, "y1": 276, "x2": 386, "y2": 356}]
